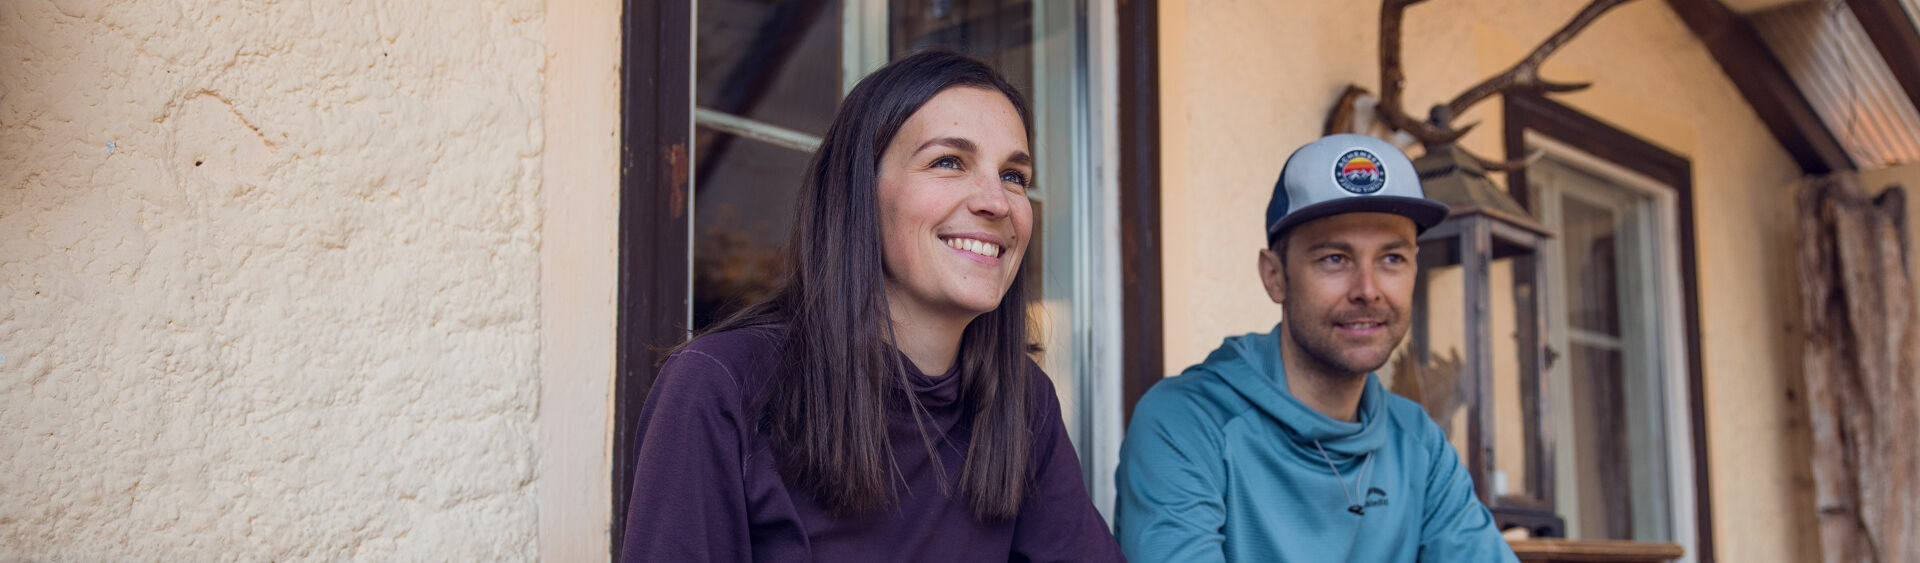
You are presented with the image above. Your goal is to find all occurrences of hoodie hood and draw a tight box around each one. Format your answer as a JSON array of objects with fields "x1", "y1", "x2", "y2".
[{"x1": 1194, "y1": 322, "x2": 1391, "y2": 458}]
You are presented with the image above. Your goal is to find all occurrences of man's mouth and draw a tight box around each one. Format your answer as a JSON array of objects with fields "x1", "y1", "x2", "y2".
[
  {"x1": 1335, "y1": 321, "x2": 1386, "y2": 333},
  {"x1": 942, "y1": 236, "x2": 1003, "y2": 258}
]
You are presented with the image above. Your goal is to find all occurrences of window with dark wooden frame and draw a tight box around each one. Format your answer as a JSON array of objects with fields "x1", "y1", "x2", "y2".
[{"x1": 1503, "y1": 93, "x2": 1714, "y2": 562}]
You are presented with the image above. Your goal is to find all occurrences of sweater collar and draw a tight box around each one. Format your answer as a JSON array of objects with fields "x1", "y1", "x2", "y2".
[{"x1": 892, "y1": 349, "x2": 963, "y2": 408}]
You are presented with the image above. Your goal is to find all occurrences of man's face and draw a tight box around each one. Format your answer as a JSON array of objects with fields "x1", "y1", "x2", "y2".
[{"x1": 1257, "y1": 212, "x2": 1419, "y2": 377}]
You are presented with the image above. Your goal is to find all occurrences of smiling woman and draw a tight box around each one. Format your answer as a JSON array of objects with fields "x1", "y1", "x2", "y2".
[{"x1": 619, "y1": 51, "x2": 1122, "y2": 561}]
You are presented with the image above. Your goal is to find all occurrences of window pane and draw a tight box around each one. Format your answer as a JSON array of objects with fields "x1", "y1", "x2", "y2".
[
  {"x1": 1533, "y1": 155, "x2": 1674, "y2": 542},
  {"x1": 692, "y1": 129, "x2": 807, "y2": 328},
  {"x1": 1566, "y1": 342, "x2": 1630, "y2": 539},
  {"x1": 1561, "y1": 195, "x2": 1620, "y2": 336},
  {"x1": 696, "y1": 0, "x2": 843, "y2": 137},
  {"x1": 888, "y1": 0, "x2": 1035, "y2": 95},
  {"x1": 692, "y1": 0, "x2": 842, "y2": 329}
]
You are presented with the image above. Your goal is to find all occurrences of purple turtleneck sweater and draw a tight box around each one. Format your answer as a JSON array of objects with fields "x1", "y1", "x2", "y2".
[{"x1": 620, "y1": 326, "x2": 1124, "y2": 562}]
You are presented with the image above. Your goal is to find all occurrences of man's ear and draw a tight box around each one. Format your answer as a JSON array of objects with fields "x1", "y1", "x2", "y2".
[{"x1": 1257, "y1": 247, "x2": 1287, "y2": 304}]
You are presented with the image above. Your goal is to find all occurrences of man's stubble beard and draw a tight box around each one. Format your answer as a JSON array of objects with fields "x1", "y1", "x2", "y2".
[{"x1": 1282, "y1": 294, "x2": 1406, "y2": 379}]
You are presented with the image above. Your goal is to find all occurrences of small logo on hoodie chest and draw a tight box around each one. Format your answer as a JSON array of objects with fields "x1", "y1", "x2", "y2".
[{"x1": 1349, "y1": 488, "x2": 1390, "y2": 515}]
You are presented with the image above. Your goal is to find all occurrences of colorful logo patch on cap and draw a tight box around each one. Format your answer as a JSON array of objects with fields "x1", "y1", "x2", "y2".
[{"x1": 1333, "y1": 150, "x2": 1386, "y2": 195}]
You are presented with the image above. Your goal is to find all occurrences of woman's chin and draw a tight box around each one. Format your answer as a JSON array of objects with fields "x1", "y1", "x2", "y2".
[{"x1": 939, "y1": 295, "x2": 1008, "y2": 322}]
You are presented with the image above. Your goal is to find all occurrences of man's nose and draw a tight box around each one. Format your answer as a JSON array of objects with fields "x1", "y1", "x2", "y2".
[{"x1": 1349, "y1": 263, "x2": 1384, "y2": 303}]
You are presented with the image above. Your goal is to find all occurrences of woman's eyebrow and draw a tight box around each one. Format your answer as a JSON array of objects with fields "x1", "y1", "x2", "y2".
[
  {"x1": 914, "y1": 136, "x2": 1031, "y2": 169},
  {"x1": 914, "y1": 137, "x2": 976, "y2": 156}
]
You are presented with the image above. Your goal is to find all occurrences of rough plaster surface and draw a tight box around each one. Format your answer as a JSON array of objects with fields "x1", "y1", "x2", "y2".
[
  {"x1": 1161, "y1": 1, "x2": 1816, "y2": 560},
  {"x1": 0, "y1": 0, "x2": 546, "y2": 559}
]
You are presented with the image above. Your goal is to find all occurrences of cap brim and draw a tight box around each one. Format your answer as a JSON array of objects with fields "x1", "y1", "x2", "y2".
[{"x1": 1267, "y1": 196, "x2": 1451, "y2": 240}]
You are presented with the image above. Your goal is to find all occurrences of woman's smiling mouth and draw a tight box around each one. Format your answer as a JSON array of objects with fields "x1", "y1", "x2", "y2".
[{"x1": 942, "y1": 235, "x2": 1004, "y2": 258}]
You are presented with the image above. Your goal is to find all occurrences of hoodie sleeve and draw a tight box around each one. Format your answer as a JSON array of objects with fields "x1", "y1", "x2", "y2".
[
  {"x1": 620, "y1": 349, "x2": 752, "y2": 563},
  {"x1": 1414, "y1": 419, "x2": 1520, "y2": 563},
  {"x1": 1114, "y1": 379, "x2": 1229, "y2": 562}
]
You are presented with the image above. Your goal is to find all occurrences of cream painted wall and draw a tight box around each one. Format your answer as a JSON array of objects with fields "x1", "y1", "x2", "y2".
[
  {"x1": 538, "y1": 0, "x2": 622, "y2": 560},
  {"x1": 1159, "y1": 1, "x2": 1817, "y2": 560},
  {"x1": 1, "y1": 0, "x2": 556, "y2": 559}
]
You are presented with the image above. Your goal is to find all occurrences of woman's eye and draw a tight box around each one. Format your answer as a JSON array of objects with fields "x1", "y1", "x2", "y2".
[
  {"x1": 933, "y1": 156, "x2": 962, "y2": 170},
  {"x1": 1001, "y1": 170, "x2": 1030, "y2": 187}
]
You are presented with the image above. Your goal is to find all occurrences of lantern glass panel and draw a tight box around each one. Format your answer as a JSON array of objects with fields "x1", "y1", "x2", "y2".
[
  {"x1": 1490, "y1": 247, "x2": 1545, "y2": 506},
  {"x1": 1404, "y1": 218, "x2": 1555, "y2": 514},
  {"x1": 1398, "y1": 236, "x2": 1472, "y2": 472}
]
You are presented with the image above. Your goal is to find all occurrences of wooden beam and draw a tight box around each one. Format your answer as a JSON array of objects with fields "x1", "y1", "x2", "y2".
[
  {"x1": 613, "y1": 0, "x2": 692, "y2": 558},
  {"x1": 1843, "y1": 0, "x2": 1920, "y2": 124},
  {"x1": 1119, "y1": 0, "x2": 1165, "y2": 424},
  {"x1": 1664, "y1": 0, "x2": 1856, "y2": 173}
]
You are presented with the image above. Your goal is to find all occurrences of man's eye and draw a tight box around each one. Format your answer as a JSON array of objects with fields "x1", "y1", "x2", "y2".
[{"x1": 1319, "y1": 254, "x2": 1347, "y2": 265}]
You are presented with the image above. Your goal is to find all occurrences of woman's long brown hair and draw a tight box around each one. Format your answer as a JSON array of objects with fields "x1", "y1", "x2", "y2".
[{"x1": 687, "y1": 50, "x2": 1035, "y2": 521}]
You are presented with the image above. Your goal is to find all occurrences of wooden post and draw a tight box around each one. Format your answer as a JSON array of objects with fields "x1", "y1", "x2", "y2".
[
  {"x1": 1796, "y1": 174, "x2": 1920, "y2": 563},
  {"x1": 1466, "y1": 218, "x2": 1495, "y2": 503}
]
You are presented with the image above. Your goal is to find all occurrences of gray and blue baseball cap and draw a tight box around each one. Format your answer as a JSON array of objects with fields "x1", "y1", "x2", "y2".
[{"x1": 1266, "y1": 134, "x2": 1450, "y2": 242}]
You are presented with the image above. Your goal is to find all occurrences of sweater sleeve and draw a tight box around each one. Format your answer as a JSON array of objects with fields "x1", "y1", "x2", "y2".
[
  {"x1": 1113, "y1": 380, "x2": 1229, "y2": 563},
  {"x1": 1009, "y1": 366, "x2": 1127, "y2": 562},
  {"x1": 1415, "y1": 419, "x2": 1520, "y2": 563},
  {"x1": 620, "y1": 349, "x2": 752, "y2": 563}
]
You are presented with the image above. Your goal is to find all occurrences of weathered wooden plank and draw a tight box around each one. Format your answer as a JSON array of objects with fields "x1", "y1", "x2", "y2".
[
  {"x1": 1796, "y1": 174, "x2": 1919, "y2": 563},
  {"x1": 1508, "y1": 538, "x2": 1684, "y2": 562}
]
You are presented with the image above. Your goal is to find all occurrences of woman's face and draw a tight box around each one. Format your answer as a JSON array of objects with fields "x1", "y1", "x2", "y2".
[{"x1": 876, "y1": 86, "x2": 1034, "y2": 328}]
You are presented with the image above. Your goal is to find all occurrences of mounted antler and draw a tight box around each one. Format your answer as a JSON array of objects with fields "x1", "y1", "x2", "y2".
[
  {"x1": 1444, "y1": 0, "x2": 1634, "y2": 118},
  {"x1": 1371, "y1": 0, "x2": 1637, "y2": 169},
  {"x1": 1377, "y1": 0, "x2": 1468, "y2": 147}
]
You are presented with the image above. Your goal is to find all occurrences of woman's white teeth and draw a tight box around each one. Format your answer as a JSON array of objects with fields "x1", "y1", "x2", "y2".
[{"x1": 945, "y1": 237, "x2": 1001, "y2": 257}]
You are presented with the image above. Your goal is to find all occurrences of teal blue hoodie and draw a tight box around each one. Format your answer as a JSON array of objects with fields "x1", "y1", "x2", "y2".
[{"x1": 1115, "y1": 324, "x2": 1518, "y2": 562}]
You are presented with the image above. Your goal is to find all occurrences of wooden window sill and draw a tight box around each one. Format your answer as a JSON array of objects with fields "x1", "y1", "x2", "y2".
[{"x1": 1508, "y1": 538, "x2": 1686, "y2": 562}]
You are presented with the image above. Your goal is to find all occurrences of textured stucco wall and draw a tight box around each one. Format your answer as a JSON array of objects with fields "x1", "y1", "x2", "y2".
[
  {"x1": 0, "y1": 0, "x2": 547, "y2": 559},
  {"x1": 1159, "y1": 1, "x2": 1816, "y2": 560}
]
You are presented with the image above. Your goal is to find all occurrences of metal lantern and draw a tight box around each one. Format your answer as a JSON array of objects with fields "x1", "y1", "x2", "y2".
[{"x1": 1406, "y1": 143, "x2": 1564, "y2": 537}]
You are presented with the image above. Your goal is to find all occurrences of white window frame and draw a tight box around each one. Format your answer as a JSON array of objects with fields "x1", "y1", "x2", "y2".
[
  {"x1": 1527, "y1": 131, "x2": 1698, "y2": 563},
  {"x1": 1069, "y1": 0, "x2": 1126, "y2": 520}
]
